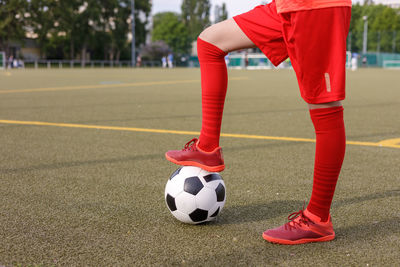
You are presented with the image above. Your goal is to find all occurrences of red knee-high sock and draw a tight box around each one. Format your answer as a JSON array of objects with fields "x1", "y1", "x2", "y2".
[
  {"x1": 307, "y1": 106, "x2": 346, "y2": 222},
  {"x1": 197, "y1": 38, "x2": 228, "y2": 152}
]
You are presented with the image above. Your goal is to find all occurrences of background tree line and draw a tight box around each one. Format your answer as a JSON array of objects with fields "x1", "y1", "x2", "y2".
[
  {"x1": 1, "y1": 0, "x2": 399, "y2": 62},
  {"x1": 0, "y1": 0, "x2": 151, "y2": 60}
]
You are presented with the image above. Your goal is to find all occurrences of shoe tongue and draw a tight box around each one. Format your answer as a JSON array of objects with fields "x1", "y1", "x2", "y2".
[{"x1": 304, "y1": 209, "x2": 323, "y2": 223}]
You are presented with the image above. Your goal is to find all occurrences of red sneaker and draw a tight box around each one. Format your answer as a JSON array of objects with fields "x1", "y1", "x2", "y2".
[
  {"x1": 165, "y1": 138, "x2": 225, "y2": 172},
  {"x1": 262, "y1": 208, "x2": 335, "y2": 245}
]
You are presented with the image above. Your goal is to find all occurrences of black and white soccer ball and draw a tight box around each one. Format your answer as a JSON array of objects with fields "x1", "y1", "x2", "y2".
[{"x1": 165, "y1": 166, "x2": 226, "y2": 224}]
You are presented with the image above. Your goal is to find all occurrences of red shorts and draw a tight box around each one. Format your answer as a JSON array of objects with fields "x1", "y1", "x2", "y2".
[{"x1": 233, "y1": 2, "x2": 351, "y2": 104}]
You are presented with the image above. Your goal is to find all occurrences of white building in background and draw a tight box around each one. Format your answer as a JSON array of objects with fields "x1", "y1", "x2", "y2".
[{"x1": 372, "y1": 0, "x2": 400, "y2": 8}]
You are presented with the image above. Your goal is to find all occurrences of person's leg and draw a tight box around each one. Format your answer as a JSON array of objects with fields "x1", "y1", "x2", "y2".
[
  {"x1": 263, "y1": 101, "x2": 346, "y2": 245},
  {"x1": 263, "y1": 6, "x2": 351, "y2": 245},
  {"x1": 307, "y1": 101, "x2": 346, "y2": 222},
  {"x1": 165, "y1": 19, "x2": 256, "y2": 172},
  {"x1": 197, "y1": 19, "x2": 256, "y2": 152}
]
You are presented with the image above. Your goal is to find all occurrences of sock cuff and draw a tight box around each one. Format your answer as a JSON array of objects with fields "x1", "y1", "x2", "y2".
[
  {"x1": 310, "y1": 106, "x2": 344, "y2": 131},
  {"x1": 197, "y1": 37, "x2": 228, "y2": 62}
]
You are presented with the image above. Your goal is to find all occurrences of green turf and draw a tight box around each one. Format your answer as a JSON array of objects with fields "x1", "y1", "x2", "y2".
[{"x1": 0, "y1": 68, "x2": 399, "y2": 266}]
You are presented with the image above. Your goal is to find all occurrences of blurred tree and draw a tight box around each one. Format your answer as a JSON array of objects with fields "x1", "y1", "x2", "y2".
[
  {"x1": 133, "y1": 0, "x2": 151, "y2": 48},
  {"x1": 348, "y1": 3, "x2": 362, "y2": 52},
  {"x1": 214, "y1": 3, "x2": 228, "y2": 23},
  {"x1": 370, "y1": 6, "x2": 400, "y2": 53},
  {"x1": 0, "y1": 0, "x2": 27, "y2": 57},
  {"x1": 98, "y1": 0, "x2": 131, "y2": 61},
  {"x1": 112, "y1": 0, "x2": 131, "y2": 61},
  {"x1": 28, "y1": 0, "x2": 59, "y2": 58},
  {"x1": 140, "y1": 40, "x2": 170, "y2": 61},
  {"x1": 152, "y1": 12, "x2": 191, "y2": 54},
  {"x1": 44, "y1": 0, "x2": 90, "y2": 60},
  {"x1": 349, "y1": 3, "x2": 400, "y2": 53},
  {"x1": 181, "y1": 0, "x2": 211, "y2": 41},
  {"x1": 354, "y1": 3, "x2": 386, "y2": 53},
  {"x1": 26, "y1": 0, "x2": 151, "y2": 60}
]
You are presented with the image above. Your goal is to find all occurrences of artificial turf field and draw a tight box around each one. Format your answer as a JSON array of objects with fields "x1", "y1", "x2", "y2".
[{"x1": 0, "y1": 68, "x2": 399, "y2": 266}]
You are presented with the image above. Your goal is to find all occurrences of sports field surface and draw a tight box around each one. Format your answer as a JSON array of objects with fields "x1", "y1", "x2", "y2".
[{"x1": 0, "y1": 68, "x2": 399, "y2": 266}]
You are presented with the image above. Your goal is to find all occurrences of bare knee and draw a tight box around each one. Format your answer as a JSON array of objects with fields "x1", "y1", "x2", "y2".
[
  {"x1": 198, "y1": 26, "x2": 212, "y2": 42},
  {"x1": 308, "y1": 101, "x2": 342, "y2": 110},
  {"x1": 198, "y1": 23, "x2": 224, "y2": 48},
  {"x1": 198, "y1": 19, "x2": 255, "y2": 53}
]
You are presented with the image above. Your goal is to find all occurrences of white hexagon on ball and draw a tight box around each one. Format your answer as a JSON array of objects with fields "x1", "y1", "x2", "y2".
[
  {"x1": 174, "y1": 192, "x2": 197, "y2": 214},
  {"x1": 195, "y1": 187, "x2": 217, "y2": 211},
  {"x1": 172, "y1": 210, "x2": 193, "y2": 224}
]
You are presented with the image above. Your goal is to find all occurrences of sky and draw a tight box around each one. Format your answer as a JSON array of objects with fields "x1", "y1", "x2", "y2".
[{"x1": 152, "y1": 0, "x2": 364, "y2": 19}]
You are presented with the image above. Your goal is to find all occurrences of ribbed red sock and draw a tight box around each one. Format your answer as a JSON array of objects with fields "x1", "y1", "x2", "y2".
[
  {"x1": 307, "y1": 106, "x2": 346, "y2": 222},
  {"x1": 196, "y1": 38, "x2": 228, "y2": 152}
]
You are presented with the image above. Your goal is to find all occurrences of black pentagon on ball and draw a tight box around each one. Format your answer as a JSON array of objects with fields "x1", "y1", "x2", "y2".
[
  {"x1": 215, "y1": 183, "x2": 225, "y2": 202},
  {"x1": 210, "y1": 207, "x2": 220, "y2": 217},
  {"x1": 166, "y1": 194, "x2": 177, "y2": 211},
  {"x1": 169, "y1": 167, "x2": 182, "y2": 180},
  {"x1": 189, "y1": 208, "x2": 208, "y2": 222},
  {"x1": 203, "y1": 173, "x2": 222, "y2": 183},
  {"x1": 184, "y1": 176, "x2": 204, "y2": 195}
]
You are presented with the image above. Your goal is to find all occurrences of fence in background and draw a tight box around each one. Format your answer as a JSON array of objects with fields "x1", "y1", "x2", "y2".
[
  {"x1": 361, "y1": 52, "x2": 400, "y2": 68},
  {"x1": 0, "y1": 52, "x2": 5, "y2": 69},
  {"x1": 4, "y1": 52, "x2": 400, "y2": 70},
  {"x1": 5, "y1": 59, "x2": 163, "y2": 69}
]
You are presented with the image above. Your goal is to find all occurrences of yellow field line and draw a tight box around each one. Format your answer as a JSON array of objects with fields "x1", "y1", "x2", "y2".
[
  {"x1": 0, "y1": 77, "x2": 248, "y2": 94},
  {"x1": 1, "y1": 72, "x2": 12, "y2": 76},
  {"x1": 377, "y1": 138, "x2": 400, "y2": 147},
  {"x1": 1, "y1": 119, "x2": 399, "y2": 149}
]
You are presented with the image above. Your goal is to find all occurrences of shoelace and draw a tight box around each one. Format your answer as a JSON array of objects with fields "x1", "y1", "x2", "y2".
[
  {"x1": 285, "y1": 205, "x2": 314, "y2": 230},
  {"x1": 183, "y1": 138, "x2": 198, "y2": 151}
]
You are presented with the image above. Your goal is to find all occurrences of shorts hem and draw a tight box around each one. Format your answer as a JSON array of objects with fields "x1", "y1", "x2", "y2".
[
  {"x1": 301, "y1": 94, "x2": 345, "y2": 104},
  {"x1": 233, "y1": 16, "x2": 287, "y2": 67}
]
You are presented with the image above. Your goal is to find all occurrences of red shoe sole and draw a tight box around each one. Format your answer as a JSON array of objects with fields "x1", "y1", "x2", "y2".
[
  {"x1": 165, "y1": 153, "x2": 225, "y2": 172},
  {"x1": 262, "y1": 232, "x2": 335, "y2": 245}
]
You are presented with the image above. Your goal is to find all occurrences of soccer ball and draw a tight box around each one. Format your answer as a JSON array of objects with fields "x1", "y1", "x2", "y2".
[{"x1": 165, "y1": 166, "x2": 226, "y2": 224}]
